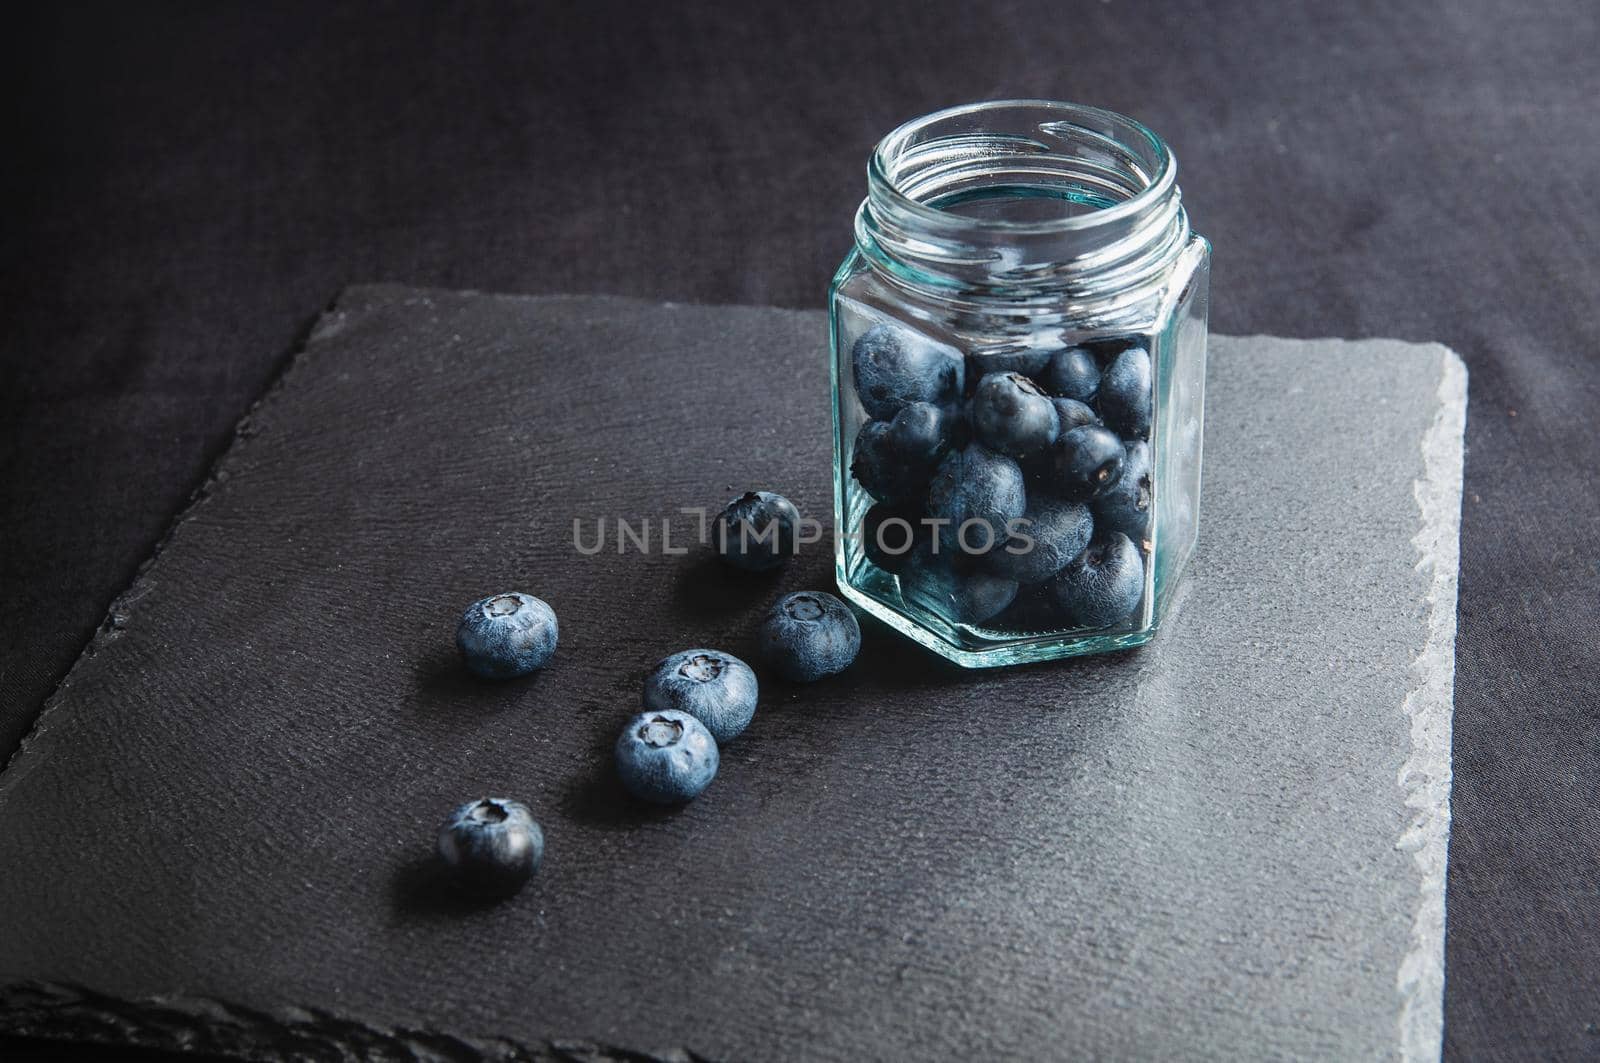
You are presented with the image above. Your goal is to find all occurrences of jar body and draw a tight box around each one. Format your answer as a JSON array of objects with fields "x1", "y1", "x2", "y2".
[{"x1": 829, "y1": 102, "x2": 1209, "y2": 666}]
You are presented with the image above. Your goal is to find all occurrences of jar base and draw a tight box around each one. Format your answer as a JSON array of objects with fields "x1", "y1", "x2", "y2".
[{"x1": 835, "y1": 566, "x2": 1156, "y2": 668}]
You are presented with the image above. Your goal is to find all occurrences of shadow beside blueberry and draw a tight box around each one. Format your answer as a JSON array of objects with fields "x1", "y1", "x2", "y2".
[
  {"x1": 386, "y1": 856, "x2": 513, "y2": 923},
  {"x1": 411, "y1": 645, "x2": 543, "y2": 712},
  {"x1": 557, "y1": 767, "x2": 689, "y2": 833},
  {"x1": 669, "y1": 552, "x2": 784, "y2": 621}
]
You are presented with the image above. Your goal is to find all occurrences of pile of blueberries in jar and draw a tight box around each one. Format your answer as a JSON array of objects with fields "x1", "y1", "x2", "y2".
[
  {"x1": 848, "y1": 319, "x2": 1153, "y2": 632},
  {"x1": 432, "y1": 489, "x2": 858, "y2": 900}
]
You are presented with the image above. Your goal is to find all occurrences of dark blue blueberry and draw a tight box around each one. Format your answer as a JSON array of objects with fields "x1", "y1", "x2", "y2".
[
  {"x1": 1092, "y1": 441, "x2": 1152, "y2": 544},
  {"x1": 851, "y1": 421, "x2": 920, "y2": 503},
  {"x1": 970, "y1": 372, "x2": 1060, "y2": 458},
  {"x1": 851, "y1": 322, "x2": 964, "y2": 419},
  {"x1": 715, "y1": 490, "x2": 801, "y2": 571},
  {"x1": 926, "y1": 445, "x2": 1026, "y2": 551},
  {"x1": 1050, "y1": 425, "x2": 1126, "y2": 499},
  {"x1": 983, "y1": 497, "x2": 1095, "y2": 584},
  {"x1": 437, "y1": 797, "x2": 544, "y2": 896},
  {"x1": 1098, "y1": 346, "x2": 1152, "y2": 438},
  {"x1": 642, "y1": 649, "x2": 758, "y2": 743},
  {"x1": 1043, "y1": 347, "x2": 1101, "y2": 403},
  {"x1": 850, "y1": 402, "x2": 953, "y2": 503},
  {"x1": 1050, "y1": 397, "x2": 1100, "y2": 433},
  {"x1": 861, "y1": 501, "x2": 927, "y2": 574},
  {"x1": 615, "y1": 709, "x2": 720, "y2": 804},
  {"x1": 901, "y1": 547, "x2": 1018, "y2": 626},
  {"x1": 1051, "y1": 532, "x2": 1145, "y2": 629},
  {"x1": 456, "y1": 592, "x2": 558, "y2": 678},
  {"x1": 758, "y1": 591, "x2": 861, "y2": 682},
  {"x1": 1021, "y1": 399, "x2": 1099, "y2": 485},
  {"x1": 886, "y1": 401, "x2": 954, "y2": 465},
  {"x1": 966, "y1": 345, "x2": 1052, "y2": 382}
]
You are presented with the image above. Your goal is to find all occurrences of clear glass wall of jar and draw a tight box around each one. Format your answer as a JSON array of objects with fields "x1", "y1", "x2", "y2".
[{"x1": 830, "y1": 100, "x2": 1209, "y2": 666}]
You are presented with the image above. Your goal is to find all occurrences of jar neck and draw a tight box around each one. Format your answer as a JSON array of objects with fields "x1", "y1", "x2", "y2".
[{"x1": 855, "y1": 101, "x2": 1189, "y2": 308}]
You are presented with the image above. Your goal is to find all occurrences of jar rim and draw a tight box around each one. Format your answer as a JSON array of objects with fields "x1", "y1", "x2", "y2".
[{"x1": 868, "y1": 99, "x2": 1177, "y2": 238}]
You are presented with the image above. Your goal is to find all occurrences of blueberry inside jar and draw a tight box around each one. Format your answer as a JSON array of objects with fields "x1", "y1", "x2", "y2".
[{"x1": 830, "y1": 100, "x2": 1210, "y2": 666}]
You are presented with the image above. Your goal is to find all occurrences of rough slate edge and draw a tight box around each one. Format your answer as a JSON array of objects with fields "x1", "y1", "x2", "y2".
[
  {"x1": 1397, "y1": 350, "x2": 1466, "y2": 1063},
  {"x1": 0, "y1": 287, "x2": 616, "y2": 777},
  {"x1": 0, "y1": 287, "x2": 1469, "y2": 1062}
]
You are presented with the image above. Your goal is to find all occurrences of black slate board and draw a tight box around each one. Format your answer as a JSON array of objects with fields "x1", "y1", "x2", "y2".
[{"x1": 0, "y1": 287, "x2": 1465, "y2": 1061}]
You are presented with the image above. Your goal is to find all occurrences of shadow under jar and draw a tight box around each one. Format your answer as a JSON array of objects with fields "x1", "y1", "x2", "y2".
[{"x1": 830, "y1": 100, "x2": 1209, "y2": 666}]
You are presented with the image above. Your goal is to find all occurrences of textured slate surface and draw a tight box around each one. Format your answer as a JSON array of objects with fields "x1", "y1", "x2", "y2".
[{"x1": 0, "y1": 287, "x2": 1465, "y2": 1061}]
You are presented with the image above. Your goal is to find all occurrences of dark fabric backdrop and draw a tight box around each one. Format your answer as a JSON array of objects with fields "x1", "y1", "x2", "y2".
[{"x1": 3, "y1": 1, "x2": 1596, "y2": 1058}]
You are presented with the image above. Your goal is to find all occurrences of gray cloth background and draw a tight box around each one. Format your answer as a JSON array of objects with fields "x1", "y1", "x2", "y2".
[
  {"x1": 2, "y1": 2, "x2": 1596, "y2": 1057},
  {"x1": 0, "y1": 288, "x2": 1464, "y2": 1061}
]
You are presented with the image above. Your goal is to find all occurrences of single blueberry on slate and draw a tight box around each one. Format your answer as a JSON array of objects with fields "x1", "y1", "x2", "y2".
[
  {"x1": 759, "y1": 591, "x2": 861, "y2": 682},
  {"x1": 926, "y1": 445, "x2": 1027, "y2": 552},
  {"x1": 901, "y1": 546, "x2": 1019, "y2": 626},
  {"x1": 614, "y1": 709, "x2": 720, "y2": 804},
  {"x1": 642, "y1": 649, "x2": 758, "y2": 743},
  {"x1": 851, "y1": 321, "x2": 964, "y2": 419},
  {"x1": 1098, "y1": 346, "x2": 1153, "y2": 438},
  {"x1": 1052, "y1": 532, "x2": 1145, "y2": 629},
  {"x1": 1093, "y1": 440, "x2": 1152, "y2": 543},
  {"x1": 1043, "y1": 347, "x2": 1101, "y2": 403},
  {"x1": 456, "y1": 592, "x2": 559, "y2": 678},
  {"x1": 715, "y1": 490, "x2": 801, "y2": 571},
  {"x1": 984, "y1": 496, "x2": 1095, "y2": 584},
  {"x1": 861, "y1": 500, "x2": 927, "y2": 574},
  {"x1": 436, "y1": 797, "x2": 544, "y2": 897},
  {"x1": 970, "y1": 372, "x2": 1061, "y2": 458},
  {"x1": 1051, "y1": 425, "x2": 1126, "y2": 499}
]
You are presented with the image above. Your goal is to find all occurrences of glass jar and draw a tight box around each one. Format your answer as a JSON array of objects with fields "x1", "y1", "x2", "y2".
[{"x1": 830, "y1": 100, "x2": 1209, "y2": 666}]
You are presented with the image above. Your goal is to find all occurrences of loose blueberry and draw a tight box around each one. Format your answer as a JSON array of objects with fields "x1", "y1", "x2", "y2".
[
  {"x1": 642, "y1": 649, "x2": 758, "y2": 743},
  {"x1": 861, "y1": 500, "x2": 927, "y2": 574},
  {"x1": 851, "y1": 322, "x2": 964, "y2": 419},
  {"x1": 901, "y1": 547, "x2": 1019, "y2": 626},
  {"x1": 983, "y1": 496, "x2": 1095, "y2": 584},
  {"x1": 437, "y1": 797, "x2": 544, "y2": 897},
  {"x1": 970, "y1": 372, "x2": 1060, "y2": 458},
  {"x1": 926, "y1": 445, "x2": 1026, "y2": 552},
  {"x1": 715, "y1": 490, "x2": 801, "y2": 571},
  {"x1": 1098, "y1": 346, "x2": 1153, "y2": 438},
  {"x1": 1043, "y1": 347, "x2": 1101, "y2": 403},
  {"x1": 1093, "y1": 441, "x2": 1152, "y2": 544},
  {"x1": 1051, "y1": 532, "x2": 1145, "y2": 629},
  {"x1": 456, "y1": 592, "x2": 558, "y2": 678},
  {"x1": 758, "y1": 591, "x2": 861, "y2": 682},
  {"x1": 614, "y1": 709, "x2": 720, "y2": 804},
  {"x1": 1050, "y1": 425, "x2": 1126, "y2": 499}
]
